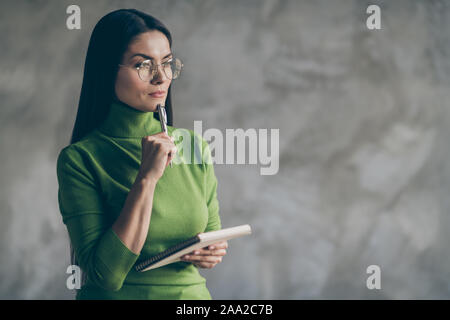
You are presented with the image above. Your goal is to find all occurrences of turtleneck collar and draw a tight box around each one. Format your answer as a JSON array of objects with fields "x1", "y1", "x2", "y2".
[{"x1": 98, "y1": 99, "x2": 162, "y2": 138}]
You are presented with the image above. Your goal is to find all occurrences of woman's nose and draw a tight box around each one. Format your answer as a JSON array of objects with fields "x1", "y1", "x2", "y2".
[{"x1": 150, "y1": 65, "x2": 167, "y2": 84}]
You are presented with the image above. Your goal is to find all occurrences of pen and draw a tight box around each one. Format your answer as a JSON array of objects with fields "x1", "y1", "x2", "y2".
[{"x1": 156, "y1": 104, "x2": 172, "y2": 168}]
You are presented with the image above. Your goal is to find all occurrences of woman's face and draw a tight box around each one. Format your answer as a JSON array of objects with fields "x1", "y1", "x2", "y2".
[{"x1": 115, "y1": 30, "x2": 172, "y2": 112}]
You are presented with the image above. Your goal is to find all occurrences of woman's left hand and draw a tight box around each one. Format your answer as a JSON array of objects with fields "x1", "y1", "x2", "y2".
[{"x1": 180, "y1": 240, "x2": 228, "y2": 269}]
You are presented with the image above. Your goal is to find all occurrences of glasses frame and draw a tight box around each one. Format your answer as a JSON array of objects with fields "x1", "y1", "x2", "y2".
[{"x1": 118, "y1": 57, "x2": 183, "y2": 82}]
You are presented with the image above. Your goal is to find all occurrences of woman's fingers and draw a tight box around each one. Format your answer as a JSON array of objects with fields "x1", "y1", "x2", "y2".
[
  {"x1": 182, "y1": 248, "x2": 226, "y2": 258},
  {"x1": 181, "y1": 251, "x2": 224, "y2": 269},
  {"x1": 183, "y1": 254, "x2": 222, "y2": 263},
  {"x1": 180, "y1": 241, "x2": 228, "y2": 269},
  {"x1": 207, "y1": 241, "x2": 228, "y2": 250},
  {"x1": 202, "y1": 249, "x2": 227, "y2": 256}
]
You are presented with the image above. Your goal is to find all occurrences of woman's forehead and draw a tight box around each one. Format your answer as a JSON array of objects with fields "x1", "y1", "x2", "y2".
[{"x1": 126, "y1": 31, "x2": 171, "y2": 59}]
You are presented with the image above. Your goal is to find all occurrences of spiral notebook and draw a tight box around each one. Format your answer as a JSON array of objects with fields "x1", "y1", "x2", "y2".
[{"x1": 135, "y1": 224, "x2": 252, "y2": 272}]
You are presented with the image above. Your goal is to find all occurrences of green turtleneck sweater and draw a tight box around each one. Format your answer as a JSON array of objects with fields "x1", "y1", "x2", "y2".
[{"x1": 56, "y1": 100, "x2": 221, "y2": 300}]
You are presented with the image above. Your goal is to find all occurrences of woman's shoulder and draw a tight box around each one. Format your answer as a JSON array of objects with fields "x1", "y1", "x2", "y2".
[
  {"x1": 56, "y1": 143, "x2": 89, "y2": 176},
  {"x1": 56, "y1": 130, "x2": 104, "y2": 172}
]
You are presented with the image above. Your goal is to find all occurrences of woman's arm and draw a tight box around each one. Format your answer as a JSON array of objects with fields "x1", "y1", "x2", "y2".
[
  {"x1": 57, "y1": 133, "x2": 177, "y2": 292},
  {"x1": 111, "y1": 177, "x2": 157, "y2": 255},
  {"x1": 57, "y1": 146, "x2": 142, "y2": 292},
  {"x1": 112, "y1": 132, "x2": 177, "y2": 254},
  {"x1": 112, "y1": 132, "x2": 178, "y2": 254}
]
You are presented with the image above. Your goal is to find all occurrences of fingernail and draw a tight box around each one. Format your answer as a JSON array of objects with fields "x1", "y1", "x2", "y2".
[
  {"x1": 210, "y1": 246, "x2": 215, "y2": 250},
  {"x1": 184, "y1": 255, "x2": 189, "y2": 259},
  {"x1": 194, "y1": 251, "x2": 199, "y2": 255}
]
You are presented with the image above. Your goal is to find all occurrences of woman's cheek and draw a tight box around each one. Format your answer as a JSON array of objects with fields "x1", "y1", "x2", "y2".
[
  {"x1": 128, "y1": 76, "x2": 145, "y2": 92},
  {"x1": 116, "y1": 74, "x2": 134, "y2": 97}
]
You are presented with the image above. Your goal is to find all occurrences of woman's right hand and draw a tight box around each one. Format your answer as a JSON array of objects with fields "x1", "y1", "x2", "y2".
[{"x1": 136, "y1": 132, "x2": 177, "y2": 184}]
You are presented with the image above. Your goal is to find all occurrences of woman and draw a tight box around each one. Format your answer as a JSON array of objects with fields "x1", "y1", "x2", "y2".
[{"x1": 56, "y1": 8, "x2": 227, "y2": 300}]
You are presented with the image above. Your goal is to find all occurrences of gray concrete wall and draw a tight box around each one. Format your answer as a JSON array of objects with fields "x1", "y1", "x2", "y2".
[{"x1": 1, "y1": 0, "x2": 449, "y2": 299}]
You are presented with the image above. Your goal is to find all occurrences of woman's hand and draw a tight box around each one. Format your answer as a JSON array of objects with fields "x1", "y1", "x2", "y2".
[
  {"x1": 180, "y1": 241, "x2": 228, "y2": 269},
  {"x1": 136, "y1": 132, "x2": 177, "y2": 184}
]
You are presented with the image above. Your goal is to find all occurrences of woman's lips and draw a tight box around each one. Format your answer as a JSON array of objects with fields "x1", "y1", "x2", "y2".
[{"x1": 148, "y1": 91, "x2": 165, "y2": 98}]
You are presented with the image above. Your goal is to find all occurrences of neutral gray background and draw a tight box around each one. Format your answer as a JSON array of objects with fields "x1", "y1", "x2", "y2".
[{"x1": 1, "y1": 0, "x2": 449, "y2": 299}]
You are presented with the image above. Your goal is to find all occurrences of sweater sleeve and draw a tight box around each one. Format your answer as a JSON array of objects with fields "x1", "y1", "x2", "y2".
[
  {"x1": 56, "y1": 146, "x2": 139, "y2": 292},
  {"x1": 202, "y1": 138, "x2": 222, "y2": 233}
]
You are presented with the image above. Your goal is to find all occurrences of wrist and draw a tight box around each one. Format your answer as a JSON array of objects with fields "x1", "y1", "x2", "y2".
[{"x1": 134, "y1": 174, "x2": 158, "y2": 189}]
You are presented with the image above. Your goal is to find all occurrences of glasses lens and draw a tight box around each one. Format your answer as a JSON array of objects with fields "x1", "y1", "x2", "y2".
[
  {"x1": 167, "y1": 58, "x2": 183, "y2": 80},
  {"x1": 138, "y1": 58, "x2": 183, "y2": 81},
  {"x1": 138, "y1": 61, "x2": 152, "y2": 81}
]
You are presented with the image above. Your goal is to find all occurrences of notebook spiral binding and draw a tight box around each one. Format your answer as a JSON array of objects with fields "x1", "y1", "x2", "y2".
[{"x1": 134, "y1": 235, "x2": 200, "y2": 272}]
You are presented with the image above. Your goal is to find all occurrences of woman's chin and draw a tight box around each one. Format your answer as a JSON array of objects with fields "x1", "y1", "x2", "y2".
[
  {"x1": 144, "y1": 94, "x2": 164, "y2": 104},
  {"x1": 143, "y1": 103, "x2": 161, "y2": 112}
]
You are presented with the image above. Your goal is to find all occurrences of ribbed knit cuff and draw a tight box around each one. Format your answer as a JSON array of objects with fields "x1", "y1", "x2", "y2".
[{"x1": 96, "y1": 228, "x2": 140, "y2": 282}]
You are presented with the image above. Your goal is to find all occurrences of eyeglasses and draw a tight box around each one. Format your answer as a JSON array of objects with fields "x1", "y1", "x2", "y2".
[{"x1": 118, "y1": 58, "x2": 184, "y2": 81}]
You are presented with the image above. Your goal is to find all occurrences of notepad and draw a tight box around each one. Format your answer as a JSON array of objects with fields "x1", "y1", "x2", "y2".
[{"x1": 135, "y1": 224, "x2": 252, "y2": 272}]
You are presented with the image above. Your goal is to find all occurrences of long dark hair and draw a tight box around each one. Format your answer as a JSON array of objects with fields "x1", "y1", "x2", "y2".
[{"x1": 69, "y1": 8, "x2": 174, "y2": 288}]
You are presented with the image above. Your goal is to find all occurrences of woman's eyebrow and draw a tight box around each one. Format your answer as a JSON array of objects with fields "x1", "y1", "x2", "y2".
[{"x1": 129, "y1": 52, "x2": 173, "y2": 61}]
